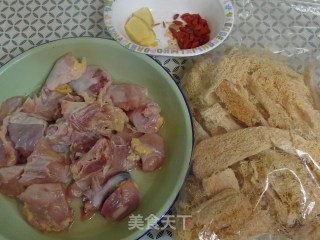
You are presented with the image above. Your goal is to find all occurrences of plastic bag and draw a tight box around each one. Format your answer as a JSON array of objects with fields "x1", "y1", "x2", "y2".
[{"x1": 174, "y1": 46, "x2": 320, "y2": 240}]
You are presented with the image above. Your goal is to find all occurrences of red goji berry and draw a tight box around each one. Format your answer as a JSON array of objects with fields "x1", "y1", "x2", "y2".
[
  {"x1": 200, "y1": 19, "x2": 207, "y2": 25},
  {"x1": 177, "y1": 39, "x2": 183, "y2": 48},
  {"x1": 191, "y1": 41, "x2": 200, "y2": 48},
  {"x1": 191, "y1": 14, "x2": 199, "y2": 22},
  {"x1": 192, "y1": 18, "x2": 198, "y2": 27},
  {"x1": 173, "y1": 14, "x2": 179, "y2": 20},
  {"x1": 173, "y1": 20, "x2": 183, "y2": 25},
  {"x1": 199, "y1": 28, "x2": 208, "y2": 35},
  {"x1": 181, "y1": 13, "x2": 191, "y2": 22},
  {"x1": 178, "y1": 31, "x2": 187, "y2": 40},
  {"x1": 179, "y1": 26, "x2": 186, "y2": 32},
  {"x1": 162, "y1": 21, "x2": 166, "y2": 28},
  {"x1": 200, "y1": 34, "x2": 210, "y2": 45},
  {"x1": 202, "y1": 23, "x2": 209, "y2": 29},
  {"x1": 169, "y1": 12, "x2": 211, "y2": 49},
  {"x1": 180, "y1": 27, "x2": 192, "y2": 33},
  {"x1": 169, "y1": 27, "x2": 177, "y2": 34},
  {"x1": 194, "y1": 24, "x2": 202, "y2": 30},
  {"x1": 182, "y1": 40, "x2": 191, "y2": 49},
  {"x1": 193, "y1": 30, "x2": 201, "y2": 37},
  {"x1": 169, "y1": 27, "x2": 179, "y2": 38},
  {"x1": 181, "y1": 13, "x2": 190, "y2": 18}
]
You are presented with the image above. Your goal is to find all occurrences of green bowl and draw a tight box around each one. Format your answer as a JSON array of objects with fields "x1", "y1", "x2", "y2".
[{"x1": 0, "y1": 38, "x2": 193, "y2": 240}]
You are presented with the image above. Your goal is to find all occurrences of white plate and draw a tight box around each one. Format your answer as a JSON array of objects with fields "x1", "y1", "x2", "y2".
[{"x1": 104, "y1": 0, "x2": 234, "y2": 57}]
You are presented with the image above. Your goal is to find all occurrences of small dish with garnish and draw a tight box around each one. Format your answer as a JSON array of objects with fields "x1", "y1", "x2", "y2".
[{"x1": 104, "y1": 0, "x2": 234, "y2": 57}]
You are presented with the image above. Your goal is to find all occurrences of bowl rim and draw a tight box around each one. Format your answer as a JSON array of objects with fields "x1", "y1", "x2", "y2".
[
  {"x1": 104, "y1": 0, "x2": 234, "y2": 57},
  {"x1": 137, "y1": 54, "x2": 195, "y2": 239},
  {"x1": 0, "y1": 37, "x2": 194, "y2": 240}
]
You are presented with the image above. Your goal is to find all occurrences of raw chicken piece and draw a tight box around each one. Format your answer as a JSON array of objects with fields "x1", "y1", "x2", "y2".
[
  {"x1": 70, "y1": 130, "x2": 99, "y2": 161},
  {"x1": 63, "y1": 101, "x2": 128, "y2": 134},
  {"x1": 129, "y1": 101, "x2": 163, "y2": 133},
  {"x1": 46, "y1": 118, "x2": 73, "y2": 145},
  {"x1": 22, "y1": 83, "x2": 84, "y2": 121},
  {"x1": 129, "y1": 133, "x2": 165, "y2": 171},
  {"x1": 69, "y1": 168, "x2": 117, "y2": 199},
  {"x1": 7, "y1": 112, "x2": 47, "y2": 158},
  {"x1": 0, "y1": 118, "x2": 18, "y2": 167},
  {"x1": 22, "y1": 88, "x2": 65, "y2": 121},
  {"x1": 0, "y1": 164, "x2": 25, "y2": 196},
  {"x1": 61, "y1": 100, "x2": 88, "y2": 117},
  {"x1": 110, "y1": 126, "x2": 143, "y2": 171},
  {"x1": 68, "y1": 135, "x2": 134, "y2": 219},
  {"x1": 0, "y1": 96, "x2": 24, "y2": 123},
  {"x1": 70, "y1": 65, "x2": 111, "y2": 102},
  {"x1": 69, "y1": 134, "x2": 134, "y2": 202},
  {"x1": 19, "y1": 138, "x2": 71, "y2": 186},
  {"x1": 70, "y1": 171, "x2": 131, "y2": 219},
  {"x1": 68, "y1": 171, "x2": 101, "y2": 198},
  {"x1": 18, "y1": 183, "x2": 74, "y2": 232},
  {"x1": 90, "y1": 172, "x2": 131, "y2": 209},
  {"x1": 45, "y1": 53, "x2": 86, "y2": 91},
  {"x1": 105, "y1": 84, "x2": 148, "y2": 111},
  {"x1": 71, "y1": 138, "x2": 116, "y2": 180},
  {"x1": 101, "y1": 179, "x2": 140, "y2": 221}
]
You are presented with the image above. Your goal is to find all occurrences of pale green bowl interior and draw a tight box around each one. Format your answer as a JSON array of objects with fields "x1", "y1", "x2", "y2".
[{"x1": 0, "y1": 38, "x2": 193, "y2": 240}]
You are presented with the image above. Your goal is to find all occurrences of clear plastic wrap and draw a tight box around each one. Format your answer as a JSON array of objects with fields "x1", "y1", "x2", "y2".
[
  {"x1": 217, "y1": 0, "x2": 320, "y2": 82},
  {"x1": 175, "y1": 45, "x2": 320, "y2": 239}
]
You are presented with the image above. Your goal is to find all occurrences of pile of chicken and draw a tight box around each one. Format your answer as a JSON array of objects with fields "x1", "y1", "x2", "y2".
[
  {"x1": 175, "y1": 49, "x2": 320, "y2": 239},
  {"x1": 0, "y1": 53, "x2": 165, "y2": 232}
]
